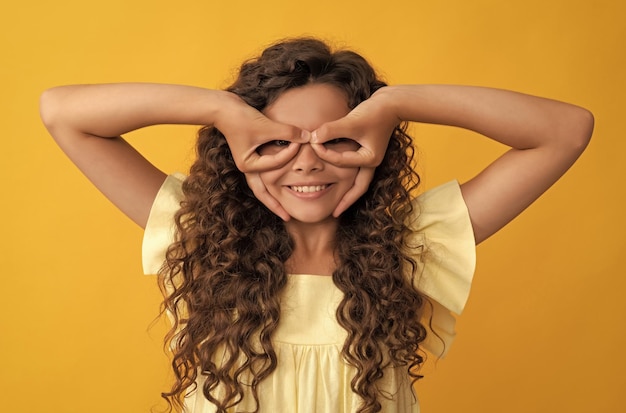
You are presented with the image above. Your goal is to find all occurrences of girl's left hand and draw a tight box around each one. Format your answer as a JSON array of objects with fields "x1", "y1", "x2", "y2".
[{"x1": 310, "y1": 87, "x2": 400, "y2": 216}]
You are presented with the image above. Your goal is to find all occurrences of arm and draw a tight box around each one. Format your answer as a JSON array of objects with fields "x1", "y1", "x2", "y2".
[
  {"x1": 40, "y1": 83, "x2": 305, "y2": 227},
  {"x1": 386, "y1": 85, "x2": 593, "y2": 244},
  {"x1": 312, "y1": 85, "x2": 594, "y2": 243}
]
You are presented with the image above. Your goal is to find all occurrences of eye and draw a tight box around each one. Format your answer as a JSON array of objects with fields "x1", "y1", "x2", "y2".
[
  {"x1": 322, "y1": 138, "x2": 361, "y2": 153},
  {"x1": 257, "y1": 140, "x2": 291, "y2": 156}
]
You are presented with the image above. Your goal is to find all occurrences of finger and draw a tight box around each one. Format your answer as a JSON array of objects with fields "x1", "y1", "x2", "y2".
[
  {"x1": 275, "y1": 122, "x2": 311, "y2": 142},
  {"x1": 243, "y1": 126, "x2": 309, "y2": 171},
  {"x1": 332, "y1": 167, "x2": 375, "y2": 217},
  {"x1": 311, "y1": 142, "x2": 378, "y2": 168},
  {"x1": 241, "y1": 142, "x2": 301, "y2": 172},
  {"x1": 230, "y1": 125, "x2": 309, "y2": 173},
  {"x1": 259, "y1": 123, "x2": 310, "y2": 146},
  {"x1": 245, "y1": 173, "x2": 291, "y2": 221},
  {"x1": 311, "y1": 121, "x2": 355, "y2": 144}
]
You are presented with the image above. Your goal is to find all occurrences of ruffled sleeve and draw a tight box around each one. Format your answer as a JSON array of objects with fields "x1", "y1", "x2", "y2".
[
  {"x1": 406, "y1": 180, "x2": 476, "y2": 357},
  {"x1": 142, "y1": 173, "x2": 186, "y2": 275}
]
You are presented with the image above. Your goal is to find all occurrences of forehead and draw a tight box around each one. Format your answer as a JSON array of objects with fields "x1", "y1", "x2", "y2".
[{"x1": 263, "y1": 83, "x2": 350, "y2": 131}]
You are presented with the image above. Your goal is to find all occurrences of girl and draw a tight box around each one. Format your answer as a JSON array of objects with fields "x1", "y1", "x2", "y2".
[{"x1": 39, "y1": 38, "x2": 593, "y2": 413}]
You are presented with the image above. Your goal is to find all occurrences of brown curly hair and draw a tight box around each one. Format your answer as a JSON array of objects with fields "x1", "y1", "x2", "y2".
[{"x1": 159, "y1": 37, "x2": 426, "y2": 413}]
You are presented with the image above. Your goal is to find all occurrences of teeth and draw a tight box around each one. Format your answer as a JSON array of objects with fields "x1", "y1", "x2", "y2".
[{"x1": 290, "y1": 185, "x2": 328, "y2": 193}]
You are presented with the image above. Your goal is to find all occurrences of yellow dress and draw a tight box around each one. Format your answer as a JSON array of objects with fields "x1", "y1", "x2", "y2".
[{"x1": 142, "y1": 174, "x2": 476, "y2": 413}]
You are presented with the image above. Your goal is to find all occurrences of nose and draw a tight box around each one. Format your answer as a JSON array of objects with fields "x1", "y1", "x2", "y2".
[{"x1": 292, "y1": 143, "x2": 324, "y2": 173}]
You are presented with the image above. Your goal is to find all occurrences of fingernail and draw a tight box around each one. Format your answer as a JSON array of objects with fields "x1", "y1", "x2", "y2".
[
  {"x1": 301, "y1": 130, "x2": 312, "y2": 142},
  {"x1": 311, "y1": 130, "x2": 318, "y2": 143}
]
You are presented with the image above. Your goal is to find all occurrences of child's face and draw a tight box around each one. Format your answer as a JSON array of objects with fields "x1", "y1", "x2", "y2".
[{"x1": 258, "y1": 83, "x2": 359, "y2": 224}]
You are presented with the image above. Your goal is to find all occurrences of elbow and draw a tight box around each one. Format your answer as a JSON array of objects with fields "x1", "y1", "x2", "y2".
[
  {"x1": 39, "y1": 87, "x2": 62, "y2": 133},
  {"x1": 568, "y1": 106, "x2": 594, "y2": 154},
  {"x1": 552, "y1": 105, "x2": 594, "y2": 158}
]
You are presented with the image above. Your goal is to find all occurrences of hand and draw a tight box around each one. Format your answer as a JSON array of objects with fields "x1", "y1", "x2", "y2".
[
  {"x1": 214, "y1": 92, "x2": 309, "y2": 173},
  {"x1": 310, "y1": 87, "x2": 400, "y2": 216},
  {"x1": 215, "y1": 92, "x2": 309, "y2": 220},
  {"x1": 244, "y1": 172, "x2": 291, "y2": 221}
]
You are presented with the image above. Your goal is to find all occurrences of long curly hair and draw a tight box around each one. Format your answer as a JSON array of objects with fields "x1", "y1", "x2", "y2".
[{"x1": 159, "y1": 38, "x2": 426, "y2": 413}]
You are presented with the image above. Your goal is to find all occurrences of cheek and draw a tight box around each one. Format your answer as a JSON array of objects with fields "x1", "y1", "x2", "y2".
[
  {"x1": 256, "y1": 171, "x2": 283, "y2": 195},
  {"x1": 337, "y1": 169, "x2": 359, "y2": 188}
]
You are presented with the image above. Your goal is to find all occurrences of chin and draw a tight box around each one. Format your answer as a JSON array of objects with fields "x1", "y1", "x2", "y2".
[{"x1": 288, "y1": 212, "x2": 337, "y2": 224}]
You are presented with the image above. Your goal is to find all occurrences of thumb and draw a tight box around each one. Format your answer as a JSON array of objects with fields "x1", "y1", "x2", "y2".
[
  {"x1": 311, "y1": 118, "x2": 355, "y2": 144},
  {"x1": 275, "y1": 122, "x2": 310, "y2": 144}
]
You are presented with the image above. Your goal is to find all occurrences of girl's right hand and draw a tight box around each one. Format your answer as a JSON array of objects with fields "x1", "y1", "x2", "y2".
[
  {"x1": 215, "y1": 92, "x2": 309, "y2": 173},
  {"x1": 215, "y1": 93, "x2": 310, "y2": 220}
]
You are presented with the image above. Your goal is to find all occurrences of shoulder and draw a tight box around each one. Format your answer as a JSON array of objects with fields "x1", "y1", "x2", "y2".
[
  {"x1": 141, "y1": 173, "x2": 186, "y2": 275},
  {"x1": 406, "y1": 180, "x2": 476, "y2": 314},
  {"x1": 411, "y1": 180, "x2": 475, "y2": 244},
  {"x1": 407, "y1": 180, "x2": 477, "y2": 356}
]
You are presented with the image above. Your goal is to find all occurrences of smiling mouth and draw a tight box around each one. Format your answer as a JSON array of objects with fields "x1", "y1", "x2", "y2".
[{"x1": 289, "y1": 184, "x2": 330, "y2": 193}]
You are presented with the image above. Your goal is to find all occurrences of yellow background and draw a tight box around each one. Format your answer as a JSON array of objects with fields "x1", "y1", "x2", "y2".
[{"x1": 1, "y1": 0, "x2": 623, "y2": 412}]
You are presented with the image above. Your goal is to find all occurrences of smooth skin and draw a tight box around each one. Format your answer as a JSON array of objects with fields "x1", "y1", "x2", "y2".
[{"x1": 39, "y1": 83, "x2": 594, "y2": 245}]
